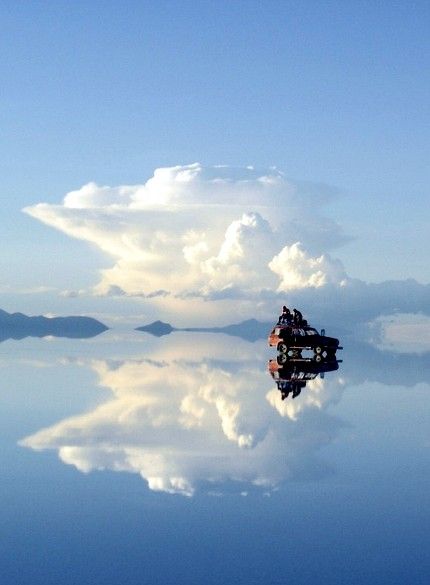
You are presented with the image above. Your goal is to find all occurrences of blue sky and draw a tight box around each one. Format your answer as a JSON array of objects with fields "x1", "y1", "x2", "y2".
[{"x1": 1, "y1": 1, "x2": 429, "y2": 321}]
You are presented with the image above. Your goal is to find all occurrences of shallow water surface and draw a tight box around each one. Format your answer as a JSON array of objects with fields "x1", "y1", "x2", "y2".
[{"x1": 1, "y1": 331, "x2": 429, "y2": 584}]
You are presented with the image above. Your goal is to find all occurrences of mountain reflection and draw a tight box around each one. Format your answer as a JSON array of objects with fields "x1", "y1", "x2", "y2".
[{"x1": 21, "y1": 336, "x2": 345, "y2": 496}]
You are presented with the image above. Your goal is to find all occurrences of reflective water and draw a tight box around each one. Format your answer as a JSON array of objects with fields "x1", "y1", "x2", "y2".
[{"x1": 1, "y1": 331, "x2": 429, "y2": 584}]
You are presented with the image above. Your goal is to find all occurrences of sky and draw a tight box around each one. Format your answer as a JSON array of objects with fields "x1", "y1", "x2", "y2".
[{"x1": 1, "y1": 0, "x2": 429, "y2": 326}]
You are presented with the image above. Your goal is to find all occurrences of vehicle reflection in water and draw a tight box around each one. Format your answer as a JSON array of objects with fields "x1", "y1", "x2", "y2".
[
  {"x1": 268, "y1": 355, "x2": 342, "y2": 401},
  {"x1": 20, "y1": 335, "x2": 346, "y2": 496}
]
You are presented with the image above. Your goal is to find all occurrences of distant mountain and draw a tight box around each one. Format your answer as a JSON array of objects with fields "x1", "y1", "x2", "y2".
[
  {"x1": 0, "y1": 309, "x2": 108, "y2": 342},
  {"x1": 136, "y1": 318, "x2": 273, "y2": 342}
]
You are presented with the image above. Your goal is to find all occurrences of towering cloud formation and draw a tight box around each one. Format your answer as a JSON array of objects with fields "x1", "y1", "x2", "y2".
[
  {"x1": 24, "y1": 163, "x2": 430, "y2": 325},
  {"x1": 25, "y1": 164, "x2": 347, "y2": 300}
]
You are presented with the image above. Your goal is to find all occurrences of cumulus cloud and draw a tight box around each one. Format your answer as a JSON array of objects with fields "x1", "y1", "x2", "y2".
[
  {"x1": 24, "y1": 164, "x2": 351, "y2": 317},
  {"x1": 20, "y1": 337, "x2": 345, "y2": 495},
  {"x1": 269, "y1": 242, "x2": 348, "y2": 291},
  {"x1": 24, "y1": 163, "x2": 430, "y2": 325}
]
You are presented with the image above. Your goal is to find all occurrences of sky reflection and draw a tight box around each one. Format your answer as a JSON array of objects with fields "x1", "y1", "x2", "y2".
[
  {"x1": 21, "y1": 334, "x2": 346, "y2": 495},
  {"x1": 6, "y1": 332, "x2": 430, "y2": 584}
]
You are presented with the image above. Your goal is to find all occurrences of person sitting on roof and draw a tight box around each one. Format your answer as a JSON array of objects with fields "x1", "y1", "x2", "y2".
[
  {"x1": 278, "y1": 305, "x2": 292, "y2": 325},
  {"x1": 293, "y1": 308, "x2": 303, "y2": 326}
]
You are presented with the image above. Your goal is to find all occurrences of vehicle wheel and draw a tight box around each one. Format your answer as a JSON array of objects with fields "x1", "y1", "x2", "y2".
[
  {"x1": 277, "y1": 342, "x2": 288, "y2": 353},
  {"x1": 314, "y1": 346, "x2": 323, "y2": 355},
  {"x1": 277, "y1": 353, "x2": 288, "y2": 365},
  {"x1": 314, "y1": 354, "x2": 323, "y2": 363}
]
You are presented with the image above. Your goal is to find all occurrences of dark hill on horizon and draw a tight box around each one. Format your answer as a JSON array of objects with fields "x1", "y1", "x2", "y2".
[{"x1": 0, "y1": 309, "x2": 108, "y2": 342}]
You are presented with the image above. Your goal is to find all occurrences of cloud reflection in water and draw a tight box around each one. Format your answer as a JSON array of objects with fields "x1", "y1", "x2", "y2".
[{"x1": 21, "y1": 336, "x2": 345, "y2": 496}]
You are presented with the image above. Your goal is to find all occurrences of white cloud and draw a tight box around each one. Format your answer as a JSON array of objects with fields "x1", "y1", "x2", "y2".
[
  {"x1": 24, "y1": 164, "x2": 349, "y2": 318},
  {"x1": 200, "y1": 212, "x2": 280, "y2": 294},
  {"x1": 269, "y1": 242, "x2": 348, "y2": 291},
  {"x1": 24, "y1": 163, "x2": 430, "y2": 326}
]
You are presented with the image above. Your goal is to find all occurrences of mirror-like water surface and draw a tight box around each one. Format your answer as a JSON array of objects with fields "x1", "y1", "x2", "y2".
[{"x1": 1, "y1": 332, "x2": 429, "y2": 584}]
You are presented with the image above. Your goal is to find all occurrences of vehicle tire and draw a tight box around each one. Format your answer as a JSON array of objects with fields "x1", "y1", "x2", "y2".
[
  {"x1": 278, "y1": 342, "x2": 288, "y2": 353},
  {"x1": 314, "y1": 354, "x2": 323, "y2": 363},
  {"x1": 277, "y1": 353, "x2": 288, "y2": 365},
  {"x1": 314, "y1": 346, "x2": 323, "y2": 355}
]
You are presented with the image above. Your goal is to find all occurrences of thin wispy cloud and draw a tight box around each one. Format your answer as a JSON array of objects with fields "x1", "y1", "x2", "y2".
[{"x1": 0, "y1": 284, "x2": 57, "y2": 295}]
